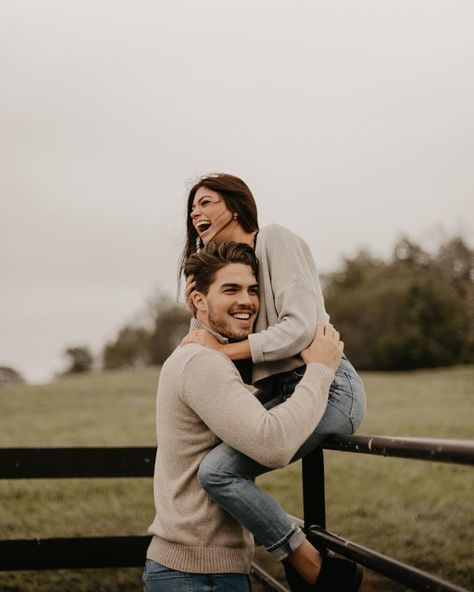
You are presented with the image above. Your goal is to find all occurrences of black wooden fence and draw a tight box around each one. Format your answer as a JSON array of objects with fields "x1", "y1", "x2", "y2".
[{"x1": 0, "y1": 435, "x2": 473, "y2": 591}]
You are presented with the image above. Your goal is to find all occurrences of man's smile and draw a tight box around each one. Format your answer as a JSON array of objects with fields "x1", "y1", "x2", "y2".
[{"x1": 228, "y1": 308, "x2": 256, "y2": 326}]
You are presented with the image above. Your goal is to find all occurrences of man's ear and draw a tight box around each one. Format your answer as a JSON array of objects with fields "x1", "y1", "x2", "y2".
[{"x1": 192, "y1": 290, "x2": 208, "y2": 313}]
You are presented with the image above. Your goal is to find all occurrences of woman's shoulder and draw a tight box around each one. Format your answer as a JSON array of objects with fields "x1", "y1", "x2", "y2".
[{"x1": 259, "y1": 223, "x2": 305, "y2": 245}]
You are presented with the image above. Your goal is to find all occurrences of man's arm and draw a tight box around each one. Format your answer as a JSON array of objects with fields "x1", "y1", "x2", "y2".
[{"x1": 181, "y1": 324, "x2": 341, "y2": 468}]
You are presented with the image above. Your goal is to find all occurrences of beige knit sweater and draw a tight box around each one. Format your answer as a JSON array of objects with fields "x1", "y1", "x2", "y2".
[
  {"x1": 146, "y1": 319, "x2": 334, "y2": 574},
  {"x1": 249, "y1": 224, "x2": 330, "y2": 385}
]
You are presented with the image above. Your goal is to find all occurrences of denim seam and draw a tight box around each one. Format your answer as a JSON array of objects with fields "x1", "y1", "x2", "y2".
[
  {"x1": 344, "y1": 370, "x2": 356, "y2": 434},
  {"x1": 266, "y1": 525, "x2": 298, "y2": 552}
]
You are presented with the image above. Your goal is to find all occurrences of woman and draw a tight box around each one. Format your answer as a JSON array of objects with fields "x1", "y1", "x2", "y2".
[{"x1": 180, "y1": 173, "x2": 366, "y2": 591}]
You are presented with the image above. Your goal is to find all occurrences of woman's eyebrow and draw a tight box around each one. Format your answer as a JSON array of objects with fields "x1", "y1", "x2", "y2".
[{"x1": 191, "y1": 194, "x2": 217, "y2": 209}]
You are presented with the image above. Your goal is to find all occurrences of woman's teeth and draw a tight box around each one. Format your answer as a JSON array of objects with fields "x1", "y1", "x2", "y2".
[{"x1": 197, "y1": 221, "x2": 211, "y2": 232}]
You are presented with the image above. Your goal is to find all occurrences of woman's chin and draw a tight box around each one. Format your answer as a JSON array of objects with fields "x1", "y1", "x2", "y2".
[{"x1": 202, "y1": 233, "x2": 222, "y2": 246}]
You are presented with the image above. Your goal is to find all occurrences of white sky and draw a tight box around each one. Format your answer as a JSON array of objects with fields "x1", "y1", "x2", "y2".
[{"x1": 1, "y1": 0, "x2": 473, "y2": 383}]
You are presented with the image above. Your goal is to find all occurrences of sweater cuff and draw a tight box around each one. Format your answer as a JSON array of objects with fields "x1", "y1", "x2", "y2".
[
  {"x1": 248, "y1": 332, "x2": 265, "y2": 364},
  {"x1": 300, "y1": 363, "x2": 335, "y2": 393}
]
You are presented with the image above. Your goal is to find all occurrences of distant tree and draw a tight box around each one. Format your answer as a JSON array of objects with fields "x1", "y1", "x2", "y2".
[
  {"x1": 100, "y1": 294, "x2": 192, "y2": 371},
  {"x1": 148, "y1": 296, "x2": 191, "y2": 365},
  {"x1": 63, "y1": 346, "x2": 94, "y2": 374},
  {"x1": 103, "y1": 325, "x2": 151, "y2": 370},
  {"x1": 324, "y1": 236, "x2": 473, "y2": 370},
  {"x1": 0, "y1": 366, "x2": 26, "y2": 387}
]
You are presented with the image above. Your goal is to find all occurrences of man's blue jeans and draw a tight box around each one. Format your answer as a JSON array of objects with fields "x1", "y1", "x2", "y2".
[
  {"x1": 142, "y1": 559, "x2": 251, "y2": 591},
  {"x1": 197, "y1": 356, "x2": 366, "y2": 561}
]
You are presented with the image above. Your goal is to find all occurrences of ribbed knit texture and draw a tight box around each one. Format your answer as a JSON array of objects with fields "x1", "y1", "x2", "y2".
[
  {"x1": 248, "y1": 224, "x2": 330, "y2": 385},
  {"x1": 147, "y1": 318, "x2": 335, "y2": 574}
]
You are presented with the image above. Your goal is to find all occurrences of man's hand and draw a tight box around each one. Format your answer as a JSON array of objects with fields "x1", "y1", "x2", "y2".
[
  {"x1": 181, "y1": 328, "x2": 222, "y2": 351},
  {"x1": 301, "y1": 323, "x2": 344, "y2": 373},
  {"x1": 184, "y1": 275, "x2": 197, "y2": 312}
]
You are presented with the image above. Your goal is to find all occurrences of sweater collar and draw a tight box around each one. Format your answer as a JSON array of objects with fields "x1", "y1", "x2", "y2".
[{"x1": 190, "y1": 317, "x2": 229, "y2": 345}]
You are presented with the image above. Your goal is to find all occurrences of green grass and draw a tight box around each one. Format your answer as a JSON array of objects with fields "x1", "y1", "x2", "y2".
[{"x1": 0, "y1": 366, "x2": 473, "y2": 591}]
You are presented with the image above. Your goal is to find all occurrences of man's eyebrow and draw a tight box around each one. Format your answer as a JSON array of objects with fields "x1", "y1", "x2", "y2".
[{"x1": 219, "y1": 282, "x2": 259, "y2": 290}]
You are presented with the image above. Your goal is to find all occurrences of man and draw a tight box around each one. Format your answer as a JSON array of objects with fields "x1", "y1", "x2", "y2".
[{"x1": 144, "y1": 241, "x2": 360, "y2": 592}]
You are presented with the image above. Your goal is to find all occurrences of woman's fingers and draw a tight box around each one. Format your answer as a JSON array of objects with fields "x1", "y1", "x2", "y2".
[
  {"x1": 184, "y1": 275, "x2": 197, "y2": 311},
  {"x1": 185, "y1": 278, "x2": 196, "y2": 296}
]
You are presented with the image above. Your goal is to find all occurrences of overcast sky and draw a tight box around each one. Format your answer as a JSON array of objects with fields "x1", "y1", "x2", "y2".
[{"x1": 1, "y1": 0, "x2": 473, "y2": 383}]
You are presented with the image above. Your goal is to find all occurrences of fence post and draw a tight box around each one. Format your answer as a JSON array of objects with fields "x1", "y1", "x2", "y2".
[{"x1": 302, "y1": 447, "x2": 326, "y2": 531}]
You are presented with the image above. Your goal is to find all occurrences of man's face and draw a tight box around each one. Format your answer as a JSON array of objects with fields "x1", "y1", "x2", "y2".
[{"x1": 203, "y1": 263, "x2": 259, "y2": 341}]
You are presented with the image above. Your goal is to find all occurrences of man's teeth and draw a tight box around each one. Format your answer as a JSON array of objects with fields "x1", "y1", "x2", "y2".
[{"x1": 232, "y1": 313, "x2": 251, "y2": 319}]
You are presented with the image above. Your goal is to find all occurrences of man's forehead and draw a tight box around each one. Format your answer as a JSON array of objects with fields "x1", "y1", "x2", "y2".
[{"x1": 213, "y1": 263, "x2": 258, "y2": 287}]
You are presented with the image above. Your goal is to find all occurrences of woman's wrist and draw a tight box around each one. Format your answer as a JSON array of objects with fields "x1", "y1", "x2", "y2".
[{"x1": 221, "y1": 340, "x2": 252, "y2": 361}]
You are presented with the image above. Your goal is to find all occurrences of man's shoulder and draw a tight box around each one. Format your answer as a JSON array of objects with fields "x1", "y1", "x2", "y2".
[{"x1": 163, "y1": 343, "x2": 232, "y2": 376}]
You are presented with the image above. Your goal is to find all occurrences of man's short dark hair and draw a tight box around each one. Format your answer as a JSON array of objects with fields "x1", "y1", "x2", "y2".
[{"x1": 184, "y1": 241, "x2": 259, "y2": 295}]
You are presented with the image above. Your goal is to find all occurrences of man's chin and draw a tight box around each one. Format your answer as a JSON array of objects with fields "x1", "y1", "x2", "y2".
[
  {"x1": 209, "y1": 323, "x2": 251, "y2": 342},
  {"x1": 226, "y1": 329, "x2": 252, "y2": 342},
  {"x1": 218, "y1": 324, "x2": 252, "y2": 341}
]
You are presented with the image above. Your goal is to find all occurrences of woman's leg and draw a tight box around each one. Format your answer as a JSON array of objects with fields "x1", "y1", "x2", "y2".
[
  {"x1": 197, "y1": 442, "x2": 306, "y2": 562},
  {"x1": 197, "y1": 356, "x2": 366, "y2": 562},
  {"x1": 290, "y1": 355, "x2": 366, "y2": 461}
]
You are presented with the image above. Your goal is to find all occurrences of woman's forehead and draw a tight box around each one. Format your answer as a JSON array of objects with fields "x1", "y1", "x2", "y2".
[{"x1": 193, "y1": 186, "x2": 221, "y2": 204}]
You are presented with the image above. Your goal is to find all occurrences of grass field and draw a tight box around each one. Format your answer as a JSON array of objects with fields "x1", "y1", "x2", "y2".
[{"x1": 0, "y1": 365, "x2": 473, "y2": 591}]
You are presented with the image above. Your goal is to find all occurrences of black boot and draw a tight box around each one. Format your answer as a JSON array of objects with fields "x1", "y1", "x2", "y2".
[{"x1": 283, "y1": 552, "x2": 363, "y2": 592}]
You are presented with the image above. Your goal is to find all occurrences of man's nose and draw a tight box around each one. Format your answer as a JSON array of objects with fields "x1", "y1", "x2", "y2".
[{"x1": 237, "y1": 291, "x2": 253, "y2": 306}]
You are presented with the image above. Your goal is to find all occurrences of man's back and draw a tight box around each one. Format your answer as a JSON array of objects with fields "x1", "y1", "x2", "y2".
[{"x1": 147, "y1": 343, "x2": 254, "y2": 574}]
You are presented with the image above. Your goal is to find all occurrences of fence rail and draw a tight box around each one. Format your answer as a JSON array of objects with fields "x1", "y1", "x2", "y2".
[
  {"x1": 1, "y1": 435, "x2": 473, "y2": 592},
  {"x1": 322, "y1": 434, "x2": 474, "y2": 465}
]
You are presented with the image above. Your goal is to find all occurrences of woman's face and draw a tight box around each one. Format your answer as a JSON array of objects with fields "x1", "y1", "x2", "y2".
[{"x1": 191, "y1": 186, "x2": 237, "y2": 246}]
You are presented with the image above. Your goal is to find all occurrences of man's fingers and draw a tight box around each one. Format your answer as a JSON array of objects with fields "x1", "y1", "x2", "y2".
[{"x1": 315, "y1": 323, "x2": 325, "y2": 338}]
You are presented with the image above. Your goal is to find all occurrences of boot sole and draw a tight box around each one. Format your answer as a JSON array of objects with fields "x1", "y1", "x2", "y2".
[{"x1": 349, "y1": 564, "x2": 364, "y2": 592}]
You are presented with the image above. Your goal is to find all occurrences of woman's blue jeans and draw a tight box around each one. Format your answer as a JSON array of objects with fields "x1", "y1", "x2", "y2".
[
  {"x1": 197, "y1": 356, "x2": 366, "y2": 562},
  {"x1": 143, "y1": 559, "x2": 251, "y2": 591}
]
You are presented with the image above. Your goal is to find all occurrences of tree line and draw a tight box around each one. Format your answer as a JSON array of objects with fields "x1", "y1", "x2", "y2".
[{"x1": 61, "y1": 234, "x2": 472, "y2": 376}]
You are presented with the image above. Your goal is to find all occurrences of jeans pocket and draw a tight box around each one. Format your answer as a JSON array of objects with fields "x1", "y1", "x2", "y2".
[
  {"x1": 143, "y1": 560, "x2": 192, "y2": 591},
  {"x1": 330, "y1": 364, "x2": 366, "y2": 434},
  {"x1": 292, "y1": 365, "x2": 306, "y2": 379}
]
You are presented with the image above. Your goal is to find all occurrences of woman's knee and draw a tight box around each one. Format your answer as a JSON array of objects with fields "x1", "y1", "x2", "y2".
[{"x1": 197, "y1": 454, "x2": 222, "y2": 492}]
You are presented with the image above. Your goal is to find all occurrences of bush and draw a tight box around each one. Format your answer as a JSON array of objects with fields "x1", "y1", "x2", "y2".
[{"x1": 324, "y1": 236, "x2": 473, "y2": 370}]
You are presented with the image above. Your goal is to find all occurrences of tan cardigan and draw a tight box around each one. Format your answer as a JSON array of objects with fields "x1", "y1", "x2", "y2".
[
  {"x1": 146, "y1": 319, "x2": 334, "y2": 574},
  {"x1": 249, "y1": 224, "x2": 330, "y2": 385}
]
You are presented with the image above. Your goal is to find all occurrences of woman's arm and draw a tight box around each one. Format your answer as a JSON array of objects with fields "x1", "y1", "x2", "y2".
[
  {"x1": 247, "y1": 225, "x2": 328, "y2": 364},
  {"x1": 181, "y1": 329, "x2": 251, "y2": 360},
  {"x1": 181, "y1": 226, "x2": 328, "y2": 363}
]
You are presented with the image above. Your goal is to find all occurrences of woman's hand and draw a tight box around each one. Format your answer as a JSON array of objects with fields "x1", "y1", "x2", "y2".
[
  {"x1": 181, "y1": 329, "x2": 222, "y2": 352},
  {"x1": 184, "y1": 275, "x2": 197, "y2": 312}
]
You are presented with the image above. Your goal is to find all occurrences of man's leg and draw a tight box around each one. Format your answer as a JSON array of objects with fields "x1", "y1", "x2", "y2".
[{"x1": 142, "y1": 559, "x2": 250, "y2": 591}]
